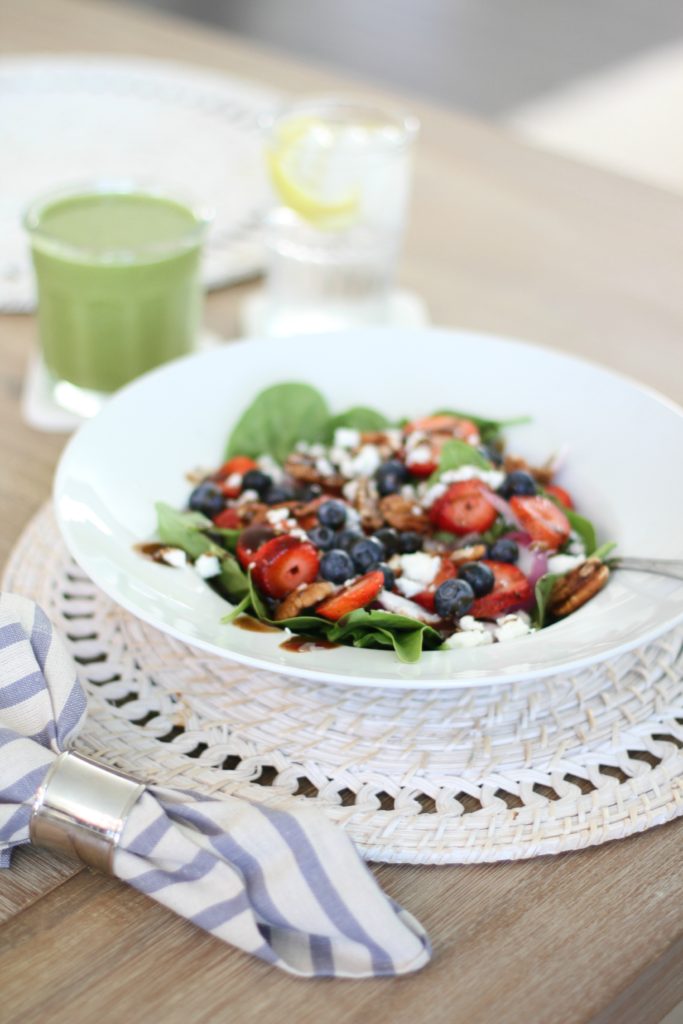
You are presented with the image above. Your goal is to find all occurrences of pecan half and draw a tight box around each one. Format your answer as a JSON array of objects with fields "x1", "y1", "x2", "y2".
[
  {"x1": 449, "y1": 544, "x2": 487, "y2": 564},
  {"x1": 236, "y1": 501, "x2": 269, "y2": 525},
  {"x1": 354, "y1": 478, "x2": 384, "y2": 532},
  {"x1": 379, "y1": 494, "x2": 429, "y2": 533},
  {"x1": 284, "y1": 453, "x2": 345, "y2": 490},
  {"x1": 274, "y1": 581, "x2": 335, "y2": 620},
  {"x1": 548, "y1": 558, "x2": 609, "y2": 618}
]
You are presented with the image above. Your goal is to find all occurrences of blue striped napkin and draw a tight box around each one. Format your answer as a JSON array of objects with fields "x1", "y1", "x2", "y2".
[{"x1": 0, "y1": 593, "x2": 430, "y2": 977}]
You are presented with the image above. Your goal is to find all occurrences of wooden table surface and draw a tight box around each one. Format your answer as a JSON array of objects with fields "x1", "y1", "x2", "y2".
[{"x1": 1, "y1": 2, "x2": 682, "y2": 1022}]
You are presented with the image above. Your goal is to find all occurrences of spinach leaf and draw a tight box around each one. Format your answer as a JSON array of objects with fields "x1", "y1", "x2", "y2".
[
  {"x1": 429, "y1": 438, "x2": 492, "y2": 482},
  {"x1": 434, "y1": 408, "x2": 531, "y2": 443},
  {"x1": 221, "y1": 594, "x2": 251, "y2": 624},
  {"x1": 217, "y1": 554, "x2": 249, "y2": 602},
  {"x1": 563, "y1": 508, "x2": 597, "y2": 556},
  {"x1": 592, "y1": 541, "x2": 617, "y2": 562},
  {"x1": 156, "y1": 502, "x2": 223, "y2": 560},
  {"x1": 209, "y1": 527, "x2": 241, "y2": 553},
  {"x1": 324, "y1": 406, "x2": 390, "y2": 440},
  {"x1": 226, "y1": 382, "x2": 331, "y2": 463},
  {"x1": 533, "y1": 572, "x2": 563, "y2": 628}
]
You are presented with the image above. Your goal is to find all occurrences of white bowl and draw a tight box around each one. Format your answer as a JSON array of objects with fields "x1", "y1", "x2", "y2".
[{"x1": 54, "y1": 327, "x2": 683, "y2": 689}]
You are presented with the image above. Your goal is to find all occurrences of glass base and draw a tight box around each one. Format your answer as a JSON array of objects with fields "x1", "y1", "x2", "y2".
[
  {"x1": 240, "y1": 287, "x2": 428, "y2": 339},
  {"x1": 51, "y1": 377, "x2": 108, "y2": 418}
]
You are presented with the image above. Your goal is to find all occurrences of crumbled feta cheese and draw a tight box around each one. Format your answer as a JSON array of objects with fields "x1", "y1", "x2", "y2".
[
  {"x1": 458, "y1": 615, "x2": 485, "y2": 632},
  {"x1": 308, "y1": 443, "x2": 326, "y2": 457},
  {"x1": 160, "y1": 547, "x2": 187, "y2": 568},
  {"x1": 225, "y1": 471, "x2": 242, "y2": 491},
  {"x1": 395, "y1": 576, "x2": 425, "y2": 599},
  {"x1": 266, "y1": 507, "x2": 290, "y2": 526},
  {"x1": 547, "y1": 553, "x2": 585, "y2": 575},
  {"x1": 493, "y1": 612, "x2": 533, "y2": 642},
  {"x1": 384, "y1": 428, "x2": 403, "y2": 449},
  {"x1": 407, "y1": 443, "x2": 433, "y2": 465},
  {"x1": 333, "y1": 427, "x2": 361, "y2": 449},
  {"x1": 257, "y1": 454, "x2": 284, "y2": 483},
  {"x1": 400, "y1": 484, "x2": 417, "y2": 500},
  {"x1": 377, "y1": 589, "x2": 440, "y2": 623},
  {"x1": 315, "y1": 456, "x2": 336, "y2": 478},
  {"x1": 399, "y1": 552, "x2": 440, "y2": 586},
  {"x1": 194, "y1": 553, "x2": 221, "y2": 579},
  {"x1": 288, "y1": 526, "x2": 308, "y2": 541},
  {"x1": 445, "y1": 629, "x2": 493, "y2": 649},
  {"x1": 236, "y1": 488, "x2": 259, "y2": 505},
  {"x1": 342, "y1": 479, "x2": 360, "y2": 503},
  {"x1": 440, "y1": 466, "x2": 505, "y2": 489},
  {"x1": 348, "y1": 444, "x2": 382, "y2": 478}
]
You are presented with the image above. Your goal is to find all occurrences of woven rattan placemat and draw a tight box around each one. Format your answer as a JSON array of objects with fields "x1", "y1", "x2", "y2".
[{"x1": 3, "y1": 503, "x2": 682, "y2": 864}]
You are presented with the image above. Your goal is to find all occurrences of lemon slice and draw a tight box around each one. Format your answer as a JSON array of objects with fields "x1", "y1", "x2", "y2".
[{"x1": 267, "y1": 116, "x2": 361, "y2": 229}]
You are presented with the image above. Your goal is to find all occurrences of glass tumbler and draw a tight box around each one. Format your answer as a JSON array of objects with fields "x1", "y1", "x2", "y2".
[
  {"x1": 262, "y1": 98, "x2": 419, "y2": 336},
  {"x1": 24, "y1": 181, "x2": 211, "y2": 416}
]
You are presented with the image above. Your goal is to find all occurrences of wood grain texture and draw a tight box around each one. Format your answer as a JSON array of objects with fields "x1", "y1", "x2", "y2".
[{"x1": 0, "y1": 2, "x2": 682, "y2": 1021}]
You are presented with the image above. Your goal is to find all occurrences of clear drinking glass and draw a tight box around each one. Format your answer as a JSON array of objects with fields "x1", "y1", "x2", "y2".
[
  {"x1": 262, "y1": 98, "x2": 419, "y2": 336},
  {"x1": 24, "y1": 180, "x2": 211, "y2": 417}
]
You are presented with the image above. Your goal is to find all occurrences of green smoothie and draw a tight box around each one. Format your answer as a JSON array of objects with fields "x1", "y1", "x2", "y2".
[{"x1": 25, "y1": 187, "x2": 208, "y2": 394}]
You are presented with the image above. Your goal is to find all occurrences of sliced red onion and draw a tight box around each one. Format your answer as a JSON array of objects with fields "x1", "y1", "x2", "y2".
[
  {"x1": 486, "y1": 491, "x2": 523, "y2": 528},
  {"x1": 516, "y1": 544, "x2": 548, "y2": 588}
]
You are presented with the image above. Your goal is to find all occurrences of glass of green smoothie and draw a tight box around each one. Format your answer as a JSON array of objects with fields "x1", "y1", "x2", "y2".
[{"x1": 24, "y1": 181, "x2": 211, "y2": 416}]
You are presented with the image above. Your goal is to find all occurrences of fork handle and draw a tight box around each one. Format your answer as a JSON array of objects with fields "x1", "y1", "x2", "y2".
[{"x1": 613, "y1": 557, "x2": 683, "y2": 581}]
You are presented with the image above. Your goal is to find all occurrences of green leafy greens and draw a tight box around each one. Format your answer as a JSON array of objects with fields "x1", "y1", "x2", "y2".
[
  {"x1": 226, "y1": 383, "x2": 331, "y2": 464},
  {"x1": 430, "y1": 438, "x2": 492, "y2": 482},
  {"x1": 220, "y1": 572, "x2": 442, "y2": 663}
]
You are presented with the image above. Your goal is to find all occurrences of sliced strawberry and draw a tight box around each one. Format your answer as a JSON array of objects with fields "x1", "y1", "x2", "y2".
[
  {"x1": 315, "y1": 570, "x2": 384, "y2": 621},
  {"x1": 236, "y1": 525, "x2": 276, "y2": 569},
  {"x1": 509, "y1": 495, "x2": 570, "y2": 551},
  {"x1": 544, "y1": 484, "x2": 574, "y2": 510},
  {"x1": 413, "y1": 558, "x2": 457, "y2": 612},
  {"x1": 470, "y1": 560, "x2": 533, "y2": 620},
  {"x1": 215, "y1": 455, "x2": 258, "y2": 480},
  {"x1": 213, "y1": 508, "x2": 241, "y2": 529},
  {"x1": 252, "y1": 536, "x2": 320, "y2": 599},
  {"x1": 405, "y1": 414, "x2": 480, "y2": 444},
  {"x1": 429, "y1": 480, "x2": 498, "y2": 536}
]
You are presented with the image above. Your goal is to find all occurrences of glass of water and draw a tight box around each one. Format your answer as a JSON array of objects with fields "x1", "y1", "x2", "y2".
[{"x1": 262, "y1": 98, "x2": 419, "y2": 336}]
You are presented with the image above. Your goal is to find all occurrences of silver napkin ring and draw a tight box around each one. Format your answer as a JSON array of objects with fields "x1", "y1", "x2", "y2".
[{"x1": 30, "y1": 751, "x2": 145, "y2": 874}]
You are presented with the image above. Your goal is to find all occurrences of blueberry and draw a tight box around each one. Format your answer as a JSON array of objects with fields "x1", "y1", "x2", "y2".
[
  {"x1": 434, "y1": 578, "x2": 474, "y2": 618},
  {"x1": 350, "y1": 537, "x2": 385, "y2": 573},
  {"x1": 320, "y1": 548, "x2": 355, "y2": 584},
  {"x1": 307, "y1": 525, "x2": 336, "y2": 551},
  {"x1": 488, "y1": 537, "x2": 519, "y2": 563},
  {"x1": 373, "y1": 527, "x2": 400, "y2": 557},
  {"x1": 457, "y1": 561, "x2": 494, "y2": 597},
  {"x1": 399, "y1": 531, "x2": 423, "y2": 554},
  {"x1": 318, "y1": 500, "x2": 347, "y2": 529},
  {"x1": 188, "y1": 482, "x2": 224, "y2": 518},
  {"x1": 334, "y1": 528, "x2": 364, "y2": 551},
  {"x1": 378, "y1": 563, "x2": 395, "y2": 590},
  {"x1": 499, "y1": 470, "x2": 537, "y2": 498},
  {"x1": 241, "y1": 469, "x2": 272, "y2": 497},
  {"x1": 264, "y1": 483, "x2": 296, "y2": 505},
  {"x1": 375, "y1": 459, "x2": 409, "y2": 497},
  {"x1": 478, "y1": 444, "x2": 503, "y2": 467},
  {"x1": 297, "y1": 483, "x2": 323, "y2": 502}
]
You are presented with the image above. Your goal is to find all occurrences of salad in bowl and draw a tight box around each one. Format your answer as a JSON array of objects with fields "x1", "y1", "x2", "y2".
[{"x1": 149, "y1": 382, "x2": 615, "y2": 663}]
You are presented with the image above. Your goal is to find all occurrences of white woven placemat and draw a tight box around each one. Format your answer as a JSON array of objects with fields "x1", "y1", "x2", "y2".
[
  {"x1": 0, "y1": 55, "x2": 280, "y2": 312},
  {"x1": 3, "y1": 503, "x2": 682, "y2": 863}
]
